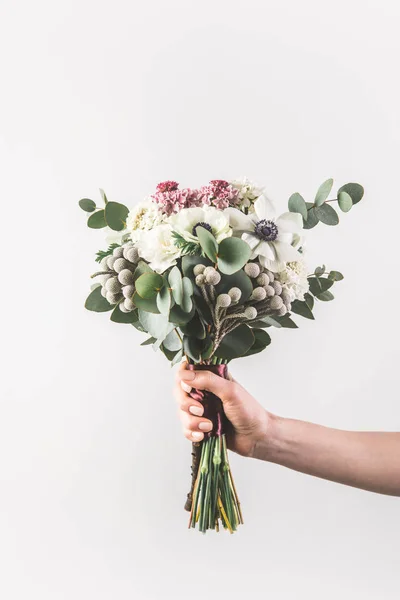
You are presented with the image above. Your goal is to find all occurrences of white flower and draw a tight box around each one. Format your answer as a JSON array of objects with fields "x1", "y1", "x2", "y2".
[
  {"x1": 169, "y1": 205, "x2": 231, "y2": 245},
  {"x1": 278, "y1": 259, "x2": 309, "y2": 301},
  {"x1": 229, "y1": 176, "x2": 264, "y2": 210},
  {"x1": 126, "y1": 199, "x2": 166, "y2": 242},
  {"x1": 136, "y1": 224, "x2": 181, "y2": 273},
  {"x1": 225, "y1": 194, "x2": 303, "y2": 272}
]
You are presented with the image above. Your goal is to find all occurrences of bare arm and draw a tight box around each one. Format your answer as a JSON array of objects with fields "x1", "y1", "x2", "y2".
[{"x1": 175, "y1": 363, "x2": 400, "y2": 497}]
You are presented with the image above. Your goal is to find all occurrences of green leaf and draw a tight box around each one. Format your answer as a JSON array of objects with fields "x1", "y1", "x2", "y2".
[
  {"x1": 84, "y1": 286, "x2": 113, "y2": 312},
  {"x1": 244, "y1": 329, "x2": 271, "y2": 357},
  {"x1": 337, "y1": 191, "x2": 353, "y2": 213},
  {"x1": 316, "y1": 290, "x2": 335, "y2": 301},
  {"x1": 104, "y1": 201, "x2": 129, "y2": 231},
  {"x1": 291, "y1": 299, "x2": 314, "y2": 320},
  {"x1": 337, "y1": 183, "x2": 364, "y2": 205},
  {"x1": 308, "y1": 277, "x2": 333, "y2": 296},
  {"x1": 328, "y1": 270, "x2": 344, "y2": 281},
  {"x1": 171, "y1": 349, "x2": 184, "y2": 366},
  {"x1": 314, "y1": 178, "x2": 334, "y2": 206},
  {"x1": 87, "y1": 209, "x2": 107, "y2": 229},
  {"x1": 162, "y1": 329, "x2": 182, "y2": 352},
  {"x1": 181, "y1": 255, "x2": 212, "y2": 279},
  {"x1": 288, "y1": 193, "x2": 307, "y2": 220},
  {"x1": 95, "y1": 243, "x2": 120, "y2": 264},
  {"x1": 99, "y1": 188, "x2": 108, "y2": 204},
  {"x1": 132, "y1": 320, "x2": 146, "y2": 333},
  {"x1": 141, "y1": 336, "x2": 157, "y2": 346},
  {"x1": 133, "y1": 261, "x2": 152, "y2": 281},
  {"x1": 180, "y1": 314, "x2": 206, "y2": 339},
  {"x1": 303, "y1": 204, "x2": 319, "y2": 230},
  {"x1": 182, "y1": 336, "x2": 210, "y2": 362},
  {"x1": 258, "y1": 315, "x2": 282, "y2": 328},
  {"x1": 110, "y1": 304, "x2": 138, "y2": 323},
  {"x1": 217, "y1": 237, "x2": 252, "y2": 275},
  {"x1": 181, "y1": 277, "x2": 193, "y2": 313},
  {"x1": 304, "y1": 292, "x2": 315, "y2": 310},
  {"x1": 192, "y1": 295, "x2": 212, "y2": 324},
  {"x1": 314, "y1": 265, "x2": 325, "y2": 277},
  {"x1": 315, "y1": 204, "x2": 339, "y2": 226},
  {"x1": 216, "y1": 324, "x2": 255, "y2": 359},
  {"x1": 156, "y1": 284, "x2": 171, "y2": 315},
  {"x1": 169, "y1": 303, "x2": 195, "y2": 325},
  {"x1": 196, "y1": 227, "x2": 218, "y2": 262},
  {"x1": 133, "y1": 292, "x2": 160, "y2": 314},
  {"x1": 277, "y1": 315, "x2": 298, "y2": 328},
  {"x1": 135, "y1": 272, "x2": 164, "y2": 299},
  {"x1": 215, "y1": 269, "x2": 253, "y2": 302},
  {"x1": 168, "y1": 266, "x2": 183, "y2": 305},
  {"x1": 138, "y1": 310, "x2": 173, "y2": 342},
  {"x1": 79, "y1": 198, "x2": 96, "y2": 212}
]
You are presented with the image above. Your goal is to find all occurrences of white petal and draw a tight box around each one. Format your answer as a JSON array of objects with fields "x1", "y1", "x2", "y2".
[
  {"x1": 276, "y1": 212, "x2": 303, "y2": 234},
  {"x1": 259, "y1": 255, "x2": 286, "y2": 273},
  {"x1": 272, "y1": 240, "x2": 301, "y2": 263},
  {"x1": 242, "y1": 232, "x2": 260, "y2": 250},
  {"x1": 254, "y1": 194, "x2": 276, "y2": 221},
  {"x1": 255, "y1": 240, "x2": 276, "y2": 261},
  {"x1": 224, "y1": 207, "x2": 254, "y2": 232}
]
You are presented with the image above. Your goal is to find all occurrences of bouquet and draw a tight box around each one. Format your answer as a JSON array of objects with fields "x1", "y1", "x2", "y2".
[{"x1": 79, "y1": 177, "x2": 364, "y2": 533}]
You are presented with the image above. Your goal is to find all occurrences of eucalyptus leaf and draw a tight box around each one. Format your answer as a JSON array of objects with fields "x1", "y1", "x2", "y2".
[
  {"x1": 99, "y1": 188, "x2": 108, "y2": 204},
  {"x1": 303, "y1": 204, "x2": 319, "y2": 229},
  {"x1": 133, "y1": 292, "x2": 160, "y2": 314},
  {"x1": 244, "y1": 329, "x2": 271, "y2": 357},
  {"x1": 216, "y1": 324, "x2": 255, "y2": 359},
  {"x1": 141, "y1": 336, "x2": 157, "y2": 346},
  {"x1": 328, "y1": 270, "x2": 344, "y2": 281},
  {"x1": 87, "y1": 209, "x2": 107, "y2": 229},
  {"x1": 316, "y1": 290, "x2": 334, "y2": 301},
  {"x1": 288, "y1": 193, "x2": 307, "y2": 220},
  {"x1": 180, "y1": 313, "x2": 206, "y2": 339},
  {"x1": 182, "y1": 336, "x2": 209, "y2": 362},
  {"x1": 104, "y1": 201, "x2": 129, "y2": 231},
  {"x1": 217, "y1": 237, "x2": 252, "y2": 275},
  {"x1": 304, "y1": 292, "x2": 315, "y2": 310},
  {"x1": 138, "y1": 310, "x2": 173, "y2": 342},
  {"x1": 277, "y1": 314, "x2": 298, "y2": 328},
  {"x1": 133, "y1": 261, "x2": 153, "y2": 281},
  {"x1": 162, "y1": 329, "x2": 182, "y2": 351},
  {"x1": 181, "y1": 277, "x2": 193, "y2": 313},
  {"x1": 171, "y1": 349, "x2": 184, "y2": 366},
  {"x1": 84, "y1": 286, "x2": 113, "y2": 312},
  {"x1": 110, "y1": 304, "x2": 138, "y2": 323},
  {"x1": 308, "y1": 277, "x2": 333, "y2": 296},
  {"x1": 314, "y1": 178, "x2": 334, "y2": 206},
  {"x1": 196, "y1": 227, "x2": 218, "y2": 262},
  {"x1": 315, "y1": 204, "x2": 339, "y2": 226},
  {"x1": 338, "y1": 191, "x2": 353, "y2": 212},
  {"x1": 136, "y1": 272, "x2": 164, "y2": 299},
  {"x1": 168, "y1": 266, "x2": 183, "y2": 305},
  {"x1": 79, "y1": 198, "x2": 96, "y2": 212},
  {"x1": 291, "y1": 299, "x2": 314, "y2": 320},
  {"x1": 156, "y1": 285, "x2": 171, "y2": 315},
  {"x1": 216, "y1": 269, "x2": 253, "y2": 302},
  {"x1": 337, "y1": 182, "x2": 364, "y2": 205},
  {"x1": 314, "y1": 265, "x2": 325, "y2": 277},
  {"x1": 181, "y1": 255, "x2": 212, "y2": 279},
  {"x1": 169, "y1": 303, "x2": 196, "y2": 325}
]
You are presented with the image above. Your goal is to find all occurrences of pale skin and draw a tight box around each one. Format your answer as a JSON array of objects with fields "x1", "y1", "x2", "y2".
[{"x1": 174, "y1": 362, "x2": 400, "y2": 497}]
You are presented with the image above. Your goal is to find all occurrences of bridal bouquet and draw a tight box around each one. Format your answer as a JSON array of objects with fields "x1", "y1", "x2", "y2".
[{"x1": 79, "y1": 177, "x2": 364, "y2": 533}]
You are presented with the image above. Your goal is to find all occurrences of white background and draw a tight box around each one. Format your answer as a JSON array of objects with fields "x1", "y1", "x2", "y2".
[{"x1": 1, "y1": 1, "x2": 399, "y2": 598}]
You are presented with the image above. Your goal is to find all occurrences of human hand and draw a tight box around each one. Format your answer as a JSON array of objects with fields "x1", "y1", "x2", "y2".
[{"x1": 174, "y1": 361, "x2": 271, "y2": 458}]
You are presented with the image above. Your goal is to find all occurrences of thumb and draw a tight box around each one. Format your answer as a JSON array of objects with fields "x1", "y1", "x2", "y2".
[{"x1": 179, "y1": 368, "x2": 234, "y2": 405}]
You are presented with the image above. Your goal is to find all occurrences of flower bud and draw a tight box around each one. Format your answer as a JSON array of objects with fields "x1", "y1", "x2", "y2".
[
  {"x1": 251, "y1": 287, "x2": 267, "y2": 301},
  {"x1": 256, "y1": 273, "x2": 270, "y2": 286},
  {"x1": 118, "y1": 269, "x2": 134, "y2": 286},
  {"x1": 113, "y1": 258, "x2": 129, "y2": 274},
  {"x1": 216, "y1": 294, "x2": 231, "y2": 308},
  {"x1": 105, "y1": 277, "x2": 121, "y2": 294},
  {"x1": 106, "y1": 291, "x2": 121, "y2": 305},
  {"x1": 264, "y1": 285, "x2": 275, "y2": 297},
  {"x1": 124, "y1": 298, "x2": 135, "y2": 311},
  {"x1": 205, "y1": 270, "x2": 221, "y2": 285},
  {"x1": 122, "y1": 284, "x2": 135, "y2": 299},
  {"x1": 244, "y1": 306, "x2": 257, "y2": 320},
  {"x1": 126, "y1": 247, "x2": 139, "y2": 264},
  {"x1": 195, "y1": 274, "x2": 206, "y2": 286},
  {"x1": 113, "y1": 246, "x2": 124, "y2": 258},
  {"x1": 265, "y1": 270, "x2": 274, "y2": 282},
  {"x1": 270, "y1": 295, "x2": 283, "y2": 310},
  {"x1": 277, "y1": 305, "x2": 287, "y2": 317},
  {"x1": 106, "y1": 256, "x2": 116, "y2": 270},
  {"x1": 193, "y1": 264, "x2": 206, "y2": 276},
  {"x1": 244, "y1": 263, "x2": 261, "y2": 278},
  {"x1": 271, "y1": 281, "x2": 282, "y2": 296},
  {"x1": 228, "y1": 287, "x2": 242, "y2": 303},
  {"x1": 119, "y1": 302, "x2": 130, "y2": 313}
]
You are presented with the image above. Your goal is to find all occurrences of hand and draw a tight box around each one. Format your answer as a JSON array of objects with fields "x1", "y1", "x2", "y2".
[{"x1": 174, "y1": 361, "x2": 271, "y2": 458}]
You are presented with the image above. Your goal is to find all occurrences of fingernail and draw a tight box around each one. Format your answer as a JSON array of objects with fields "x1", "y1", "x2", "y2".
[
  {"x1": 181, "y1": 382, "x2": 192, "y2": 393},
  {"x1": 192, "y1": 432, "x2": 203, "y2": 440},
  {"x1": 198, "y1": 421, "x2": 212, "y2": 432},
  {"x1": 189, "y1": 405, "x2": 203, "y2": 416},
  {"x1": 181, "y1": 371, "x2": 196, "y2": 381}
]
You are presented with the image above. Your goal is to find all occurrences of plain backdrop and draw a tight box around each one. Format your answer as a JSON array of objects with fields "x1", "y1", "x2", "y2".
[{"x1": 1, "y1": 1, "x2": 399, "y2": 598}]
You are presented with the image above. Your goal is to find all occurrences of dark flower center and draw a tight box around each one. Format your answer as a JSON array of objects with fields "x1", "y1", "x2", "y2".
[
  {"x1": 192, "y1": 221, "x2": 213, "y2": 236},
  {"x1": 254, "y1": 219, "x2": 278, "y2": 241}
]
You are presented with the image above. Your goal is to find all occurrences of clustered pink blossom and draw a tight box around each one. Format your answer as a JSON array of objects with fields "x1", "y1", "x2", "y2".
[{"x1": 152, "y1": 180, "x2": 240, "y2": 215}]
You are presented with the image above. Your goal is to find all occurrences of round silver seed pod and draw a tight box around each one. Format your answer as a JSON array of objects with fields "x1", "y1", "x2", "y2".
[
  {"x1": 195, "y1": 274, "x2": 206, "y2": 286},
  {"x1": 100, "y1": 257, "x2": 109, "y2": 271},
  {"x1": 251, "y1": 287, "x2": 267, "y2": 301},
  {"x1": 203, "y1": 266, "x2": 216, "y2": 277},
  {"x1": 270, "y1": 295, "x2": 283, "y2": 310},
  {"x1": 122, "y1": 243, "x2": 134, "y2": 260},
  {"x1": 126, "y1": 247, "x2": 139, "y2": 264},
  {"x1": 122, "y1": 284, "x2": 135, "y2": 299},
  {"x1": 265, "y1": 270, "x2": 274, "y2": 282},
  {"x1": 105, "y1": 276, "x2": 121, "y2": 294},
  {"x1": 193, "y1": 264, "x2": 206, "y2": 276},
  {"x1": 256, "y1": 273, "x2": 270, "y2": 286},
  {"x1": 244, "y1": 263, "x2": 261, "y2": 278},
  {"x1": 216, "y1": 294, "x2": 231, "y2": 308},
  {"x1": 106, "y1": 291, "x2": 121, "y2": 305},
  {"x1": 281, "y1": 290, "x2": 292, "y2": 305},
  {"x1": 100, "y1": 286, "x2": 108, "y2": 298},
  {"x1": 113, "y1": 246, "x2": 124, "y2": 258},
  {"x1": 119, "y1": 302, "x2": 130, "y2": 313},
  {"x1": 264, "y1": 285, "x2": 275, "y2": 297},
  {"x1": 124, "y1": 298, "x2": 135, "y2": 311},
  {"x1": 244, "y1": 306, "x2": 257, "y2": 320},
  {"x1": 113, "y1": 258, "x2": 129, "y2": 273},
  {"x1": 228, "y1": 287, "x2": 242, "y2": 303},
  {"x1": 277, "y1": 305, "x2": 287, "y2": 317},
  {"x1": 106, "y1": 255, "x2": 117, "y2": 270},
  {"x1": 99, "y1": 273, "x2": 112, "y2": 285},
  {"x1": 118, "y1": 269, "x2": 134, "y2": 286},
  {"x1": 205, "y1": 270, "x2": 221, "y2": 285},
  {"x1": 271, "y1": 281, "x2": 282, "y2": 296}
]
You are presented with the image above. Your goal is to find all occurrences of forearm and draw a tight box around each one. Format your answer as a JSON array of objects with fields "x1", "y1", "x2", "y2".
[{"x1": 255, "y1": 414, "x2": 400, "y2": 496}]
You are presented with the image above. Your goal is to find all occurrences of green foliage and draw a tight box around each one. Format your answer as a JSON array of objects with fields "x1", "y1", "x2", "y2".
[
  {"x1": 180, "y1": 313, "x2": 206, "y2": 339},
  {"x1": 110, "y1": 304, "x2": 138, "y2": 323},
  {"x1": 216, "y1": 324, "x2": 255, "y2": 359},
  {"x1": 308, "y1": 276, "x2": 334, "y2": 296},
  {"x1": 291, "y1": 299, "x2": 314, "y2": 320},
  {"x1": 79, "y1": 198, "x2": 96, "y2": 212},
  {"x1": 196, "y1": 227, "x2": 218, "y2": 262},
  {"x1": 169, "y1": 303, "x2": 196, "y2": 325},
  {"x1": 133, "y1": 292, "x2": 160, "y2": 314},
  {"x1": 314, "y1": 265, "x2": 325, "y2": 276},
  {"x1": 338, "y1": 191, "x2": 353, "y2": 212},
  {"x1": 328, "y1": 270, "x2": 344, "y2": 281},
  {"x1": 95, "y1": 243, "x2": 120, "y2": 263},
  {"x1": 156, "y1": 283, "x2": 172, "y2": 315},
  {"x1": 181, "y1": 277, "x2": 194, "y2": 312},
  {"x1": 87, "y1": 209, "x2": 107, "y2": 229},
  {"x1": 288, "y1": 192, "x2": 308, "y2": 220},
  {"x1": 183, "y1": 335, "x2": 212, "y2": 362},
  {"x1": 181, "y1": 254, "x2": 212, "y2": 280},
  {"x1": 133, "y1": 260, "x2": 152, "y2": 280},
  {"x1": 162, "y1": 329, "x2": 182, "y2": 352},
  {"x1": 216, "y1": 269, "x2": 253, "y2": 303},
  {"x1": 277, "y1": 314, "x2": 298, "y2": 328},
  {"x1": 337, "y1": 183, "x2": 364, "y2": 205},
  {"x1": 138, "y1": 309, "x2": 173, "y2": 343},
  {"x1": 135, "y1": 272, "x2": 164, "y2": 299},
  {"x1": 99, "y1": 188, "x2": 108, "y2": 204},
  {"x1": 217, "y1": 237, "x2": 252, "y2": 275},
  {"x1": 304, "y1": 292, "x2": 314, "y2": 311},
  {"x1": 315, "y1": 203, "x2": 339, "y2": 226},
  {"x1": 314, "y1": 178, "x2": 334, "y2": 206},
  {"x1": 168, "y1": 266, "x2": 183, "y2": 305},
  {"x1": 85, "y1": 286, "x2": 113, "y2": 312},
  {"x1": 303, "y1": 203, "x2": 319, "y2": 229},
  {"x1": 171, "y1": 232, "x2": 199, "y2": 256},
  {"x1": 317, "y1": 290, "x2": 334, "y2": 301},
  {"x1": 104, "y1": 201, "x2": 129, "y2": 231},
  {"x1": 141, "y1": 336, "x2": 157, "y2": 346},
  {"x1": 244, "y1": 329, "x2": 271, "y2": 357}
]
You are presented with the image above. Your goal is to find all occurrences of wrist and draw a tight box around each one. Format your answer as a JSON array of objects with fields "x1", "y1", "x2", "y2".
[{"x1": 251, "y1": 411, "x2": 286, "y2": 462}]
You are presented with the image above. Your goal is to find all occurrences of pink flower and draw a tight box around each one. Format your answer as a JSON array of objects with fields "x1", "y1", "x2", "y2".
[
  {"x1": 152, "y1": 186, "x2": 201, "y2": 216},
  {"x1": 197, "y1": 180, "x2": 240, "y2": 210},
  {"x1": 156, "y1": 180, "x2": 179, "y2": 193}
]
